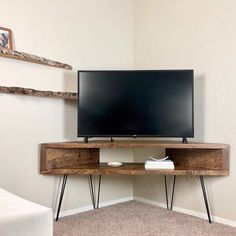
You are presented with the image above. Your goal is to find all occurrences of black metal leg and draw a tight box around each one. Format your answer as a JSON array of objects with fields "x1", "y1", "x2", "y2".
[
  {"x1": 96, "y1": 174, "x2": 102, "y2": 209},
  {"x1": 89, "y1": 175, "x2": 96, "y2": 209},
  {"x1": 170, "y1": 175, "x2": 176, "y2": 210},
  {"x1": 89, "y1": 174, "x2": 102, "y2": 209},
  {"x1": 164, "y1": 175, "x2": 169, "y2": 210},
  {"x1": 56, "y1": 174, "x2": 68, "y2": 221},
  {"x1": 199, "y1": 176, "x2": 212, "y2": 223}
]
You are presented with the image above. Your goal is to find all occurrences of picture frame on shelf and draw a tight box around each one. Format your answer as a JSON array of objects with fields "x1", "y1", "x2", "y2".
[{"x1": 0, "y1": 27, "x2": 12, "y2": 50}]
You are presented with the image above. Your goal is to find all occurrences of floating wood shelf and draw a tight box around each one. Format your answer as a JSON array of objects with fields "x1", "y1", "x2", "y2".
[
  {"x1": 0, "y1": 86, "x2": 77, "y2": 100},
  {"x1": 0, "y1": 46, "x2": 72, "y2": 70}
]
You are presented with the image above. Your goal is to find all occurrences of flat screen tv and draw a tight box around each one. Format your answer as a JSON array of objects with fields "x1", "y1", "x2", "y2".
[{"x1": 77, "y1": 70, "x2": 194, "y2": 140}]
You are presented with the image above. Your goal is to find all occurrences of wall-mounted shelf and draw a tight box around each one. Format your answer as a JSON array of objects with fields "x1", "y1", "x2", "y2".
[
  {"x1": 0, "y1": 86, "x2": 77, "y2": 100},
  {"x1": 0, "y1": 46, "x2": 72, "y2": 70}
]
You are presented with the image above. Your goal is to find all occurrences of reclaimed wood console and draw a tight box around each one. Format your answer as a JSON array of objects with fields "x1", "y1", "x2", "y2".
[
  {"x1": 40, "y1": 140, "x2": 229, "y2": 176},
  {"x1": 40, "y1": 140, "x2": 229, "y2": 222}
]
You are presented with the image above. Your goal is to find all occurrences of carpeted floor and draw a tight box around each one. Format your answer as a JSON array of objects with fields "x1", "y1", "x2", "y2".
[{"x1": 54, "y1": 201, "x2": 236, "y2": 236}]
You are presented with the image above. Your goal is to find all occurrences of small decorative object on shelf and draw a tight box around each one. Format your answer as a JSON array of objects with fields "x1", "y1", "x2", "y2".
[
  {"x1": 107, "y1": 162, "x2": 122, "y2": 167},
  {"x1": 0, "y1": 86, "x2": 77, "y2": 100},
  {"x1": 0, "y1": 27, "x2": 12, "y2": 50},
  {"x1": 0, "y1": 46, "x2": 72, "y2": 70}
]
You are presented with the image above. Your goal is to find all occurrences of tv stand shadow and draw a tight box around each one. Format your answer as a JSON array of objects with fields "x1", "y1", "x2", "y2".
[{"x1": 40, "y1": 140, "x2": 229, "y2": 223}]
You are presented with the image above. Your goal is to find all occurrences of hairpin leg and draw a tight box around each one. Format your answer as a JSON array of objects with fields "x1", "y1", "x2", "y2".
[
  {"x1": 170, "y1": 175, "x2": 176, "y2": 210},
  {"x1": 164, "y1": 175, "x2": 169, "y2": 210},
  {"x1": 96, "y1": 174, "x2": 102, "y2": 209},
  {"x1": 56, "y1": 174, "x2": 68, "y2": 221},
  {"x1": 199, "y1": 176, "x2": 212, "y2": 223},
  {"x1": 89, "y1": 175, "x2": 96, "y2": 209},
  {"x1": 88, "y1": 174, "x2": 102, "y2": 209}
]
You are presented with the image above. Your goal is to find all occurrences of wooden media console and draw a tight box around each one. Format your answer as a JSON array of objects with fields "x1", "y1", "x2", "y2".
[
  {"x1": 40, "y1": 140, "x2": 229, "y2": 176},
  {"x1": 40, "y1": 140, "x2": 229, "y2": 222}
]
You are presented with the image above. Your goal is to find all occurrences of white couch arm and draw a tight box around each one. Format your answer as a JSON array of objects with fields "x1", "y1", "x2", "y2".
[{"x1": 0, "y1": 188, "x2": 53, "y2": 236}]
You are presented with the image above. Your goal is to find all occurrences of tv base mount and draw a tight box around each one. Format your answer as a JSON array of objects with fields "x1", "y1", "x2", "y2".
[
  {"x1": 83, "y1": 137, "x2": 114, "y2": 143},
  {"x1": 182, "y1": 137, "x2": 188, "y2": 144},
  {"x1": 83, "y1": 137, "x2": 188, "y2": 144}
]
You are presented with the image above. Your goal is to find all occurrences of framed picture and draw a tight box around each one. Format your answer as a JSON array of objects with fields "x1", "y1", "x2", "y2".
[{"x1": 0, "y1": 27, "x2": 12, "y2": 50}]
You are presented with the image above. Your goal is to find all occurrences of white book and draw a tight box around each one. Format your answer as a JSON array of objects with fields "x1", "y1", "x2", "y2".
[
  {"x1": 145, "y1": 160, "x2": 173, "y2": 165},
  {"x1": 146, "y1": 159, "x2": 173, "y2": 162},
  {"x1": 145, "y1": 164, "x2": 174, "y2": 168},
  {"x1": 145, "y1": 166, "x2": 174, "y2": 170},
  {"x1": 145, "y1": 162, "x2": 174, "y2": 166}
]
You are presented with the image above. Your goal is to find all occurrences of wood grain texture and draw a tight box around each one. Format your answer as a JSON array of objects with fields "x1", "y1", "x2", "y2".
[
  {"x1": 40, "y1": 163, "x2": 229, "y2": 176},
  {"x1": 40, "y1": 140, "x2": 230, "y2": 177},
  {"x1": 41, "y1": 147, "x2": 99, "y2": 172},
  {"x1": 40, "y1": 144, "x2": 47, "y2": 173},
  {"x1": 166, "y1": 148, "x2": 229, "y2": 175},
  {"x1": 0, "y1": 46, "x2": 72, "y2": 70},
  {"x1": 0, "y1": 86, "x2": 77, "y2": 100},
  {"x1": 42, "y1": 140, "x2": 229, "y2": 149}
]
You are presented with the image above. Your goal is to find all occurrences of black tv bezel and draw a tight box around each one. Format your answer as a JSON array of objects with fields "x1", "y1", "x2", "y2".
[{"x1": 77, "y1": 70, "x2": 194, "y2": 139}]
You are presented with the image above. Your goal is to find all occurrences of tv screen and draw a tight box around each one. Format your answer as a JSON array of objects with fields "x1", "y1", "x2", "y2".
[{"x1": 77, "y1": 70, "x2": 194, "y2": 138}]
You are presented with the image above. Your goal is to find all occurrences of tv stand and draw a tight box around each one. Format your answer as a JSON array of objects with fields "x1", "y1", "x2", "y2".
[{"x1": 40, "y1": 140, "x2": 229, "y2": 222}]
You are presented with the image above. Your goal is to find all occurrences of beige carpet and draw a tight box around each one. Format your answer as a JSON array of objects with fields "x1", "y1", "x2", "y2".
[{"x1": 54, "y1": 201, "x2": 236, "y2": 236}]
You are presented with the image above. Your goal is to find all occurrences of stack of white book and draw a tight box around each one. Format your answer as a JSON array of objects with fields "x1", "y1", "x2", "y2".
[{"x1": 145, "y1": 156, "x2": 174, "y2": 170}]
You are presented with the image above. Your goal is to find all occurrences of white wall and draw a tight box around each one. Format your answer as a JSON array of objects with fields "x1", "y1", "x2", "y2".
[
  {"x1": 0, "y1": 0, "x2": 134, "y2": 212},
  {"x1": 1, "y1": 0, "x2": 236, "y2": 223},
  {"x1": 133, "y1": 0, "x2": 236, "y2": 222}
]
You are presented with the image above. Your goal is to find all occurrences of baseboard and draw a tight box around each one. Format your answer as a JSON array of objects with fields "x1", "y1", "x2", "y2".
[
  {"x1": 134, "y1": 196, "x2": 236, "y2": 228},
  {"x1": 58, "y1": 196, "x2": 134, "y2": 218}
]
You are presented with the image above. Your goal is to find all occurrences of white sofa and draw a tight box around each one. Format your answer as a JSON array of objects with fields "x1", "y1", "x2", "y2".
[{"x1": 0, "y1": 188, "x2": 53, "y2": 236}]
